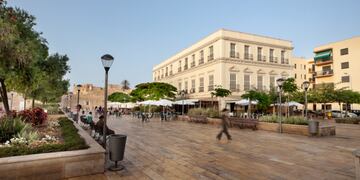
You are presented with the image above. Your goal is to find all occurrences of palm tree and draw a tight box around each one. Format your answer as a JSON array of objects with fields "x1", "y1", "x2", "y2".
[{"x1": 121, "y1": 80, "x2": 130, "y2": 90}]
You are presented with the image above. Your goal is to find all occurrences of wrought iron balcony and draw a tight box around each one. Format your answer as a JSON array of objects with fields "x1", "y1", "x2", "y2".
[{"x1": 244, "y1": 53, "x2": 253, "y2": 60}]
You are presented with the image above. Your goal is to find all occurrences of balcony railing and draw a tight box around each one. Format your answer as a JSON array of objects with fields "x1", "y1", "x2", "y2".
[
  {"x1": 229, "y1": 84, "x2": 240, "y2": 92},
  {"x1": 184, "y1": 65, "x2": 188, "y2": 70},
  {"x1": 165, "y1": 72, "x2": 168, "y2": 77},
  {"x1": 230, "y1": 51, "x2": 239, "y2": 58},
  {"x1": 257, "y1": 55, "x2": 266, "y2": 62},
  {"x1": 190, "y1": 62, "x2": 195, "y2": 67},
  {"x1": 315, "y1": 70, "x2": 334, "y2": 77},
  {"x1": 208, "y1": 85, "x2": 214, "y2": 91},
  {"x1": 178, "y1": 67, "x2": 182, "y2": 72},
  {"x1": 190, "y1": 88, "x2": 196, "y2": 93},
  {"x1": 208, "y1": 54, "x2": 214, "y2": 61},
  {"x1": 161, "y1": 75, "x2": 164, "y2": 78},
  {"x1": 281, "y1": 58, "x2": 289, "y2": 64},
  {"x1": 244, "y1": 53, "x2": 253, "y2": 60},
  {"x1": 269, "y1": 56, "x2": 278, "y2": 63},
  {"x1": 198, "y1": 86, "x2": 204, "y2": 92},
  {"x1": 199, "y1": 58, "x2": 204, "y2": 65},
  {"x1": 169, "y1": 71, "x2": 173, "y2": 75},
  {"x1": 316, "y1": 57, "x2": 333, "y2": 66}
]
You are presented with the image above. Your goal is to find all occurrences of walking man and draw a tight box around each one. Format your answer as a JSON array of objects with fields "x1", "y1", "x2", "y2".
[{"x1": 217, "y1": 109, "x2": 232, "y2": 141}]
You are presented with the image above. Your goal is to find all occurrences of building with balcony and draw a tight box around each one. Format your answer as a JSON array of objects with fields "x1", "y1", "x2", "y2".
[
  {"x1": 153, "y1": 29, "x2": 294, "y2": 109},
  {"x1": 310, "y1": 36, "x2": 360, "y2": 111}
]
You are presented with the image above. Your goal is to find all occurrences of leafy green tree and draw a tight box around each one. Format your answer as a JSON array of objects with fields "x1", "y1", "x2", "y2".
[
  {"x1": 339, "y1": 90, "x2": 360, "y2": 116},
  {"x1": 0, "y1": 1, "x2": 48, "y2": 114},
  {"x1": 210, "y1": 85, "x2": 231, "y2": 110},
  {"x1": 242, "y1": 90, "x2": 271, "y2": 114},
  {"x1": 130, "y1": 82, "x2": 177, "y2": 101},
  {"x1": 121, "y1": 80, "x2": 130, "y2": 90},
  {"x1": 308, "y1": 83, "x2": 335, "y2": 118},
  {"x1": 282, "y1": 78, "x2": 298, "y2": 117},
  {"x1": 108, "y1": 92, "x2": 132, "y2": 102}
]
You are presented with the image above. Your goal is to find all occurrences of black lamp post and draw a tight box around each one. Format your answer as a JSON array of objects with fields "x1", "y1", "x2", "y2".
[
  {"x1": 76, "y1": 84, "x2": 82, "y2": 123},
  {"x1": 101, "y1": 54, "x2": 114, "y2": 147},
  {"x1": 180, "y1": 90, "x2": 187, "y2": 115},
  {"x1": 303, "y1": 81, "x2": 310, "y2": 119},
  {"x1": 277, "y1": 78, "x2": 285, "y2": 133}
]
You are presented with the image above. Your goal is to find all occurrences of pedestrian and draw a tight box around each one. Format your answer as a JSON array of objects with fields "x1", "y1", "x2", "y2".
[{"x1": 217, "y1": 109, "x2": 232, "y2": 141}]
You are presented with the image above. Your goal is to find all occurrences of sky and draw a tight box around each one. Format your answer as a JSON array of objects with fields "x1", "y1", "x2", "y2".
[{"x1": 8, "y1": 0, "x2": 360, "y2": 90}]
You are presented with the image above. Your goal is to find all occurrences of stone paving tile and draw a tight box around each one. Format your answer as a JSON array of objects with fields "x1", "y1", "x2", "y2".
[{"x1": 91, "y1": 115, "x2": 359, "y2": 179}]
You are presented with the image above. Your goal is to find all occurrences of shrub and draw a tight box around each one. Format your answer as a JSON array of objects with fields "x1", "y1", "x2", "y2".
[
  {"x1": 0, "y1": 117, "x2": 88, "y2": 158},
  {"x1": 0, "y1": 117, "x2": 29, "y2": 143},
  {"x1": 18, "y1": 107, "x2": 47, "y2": 126},
  {"x1": 335, "y1": 118, "x2": 360, "y2": 124},
  {"x1": 188, "y1": 108, "x2": 220, "y2": 118},
  {"x1": 259, "y1": 115, "x2": 309, "y2": 125}
]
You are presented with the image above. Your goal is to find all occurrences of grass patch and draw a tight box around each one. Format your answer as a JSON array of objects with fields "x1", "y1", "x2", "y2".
[
  {"x1": 0, "y1": 117, "x2": 88, "y2": 158},
  {"x1": 335, "y1": 118, "x2": 360, "y2": 124}
]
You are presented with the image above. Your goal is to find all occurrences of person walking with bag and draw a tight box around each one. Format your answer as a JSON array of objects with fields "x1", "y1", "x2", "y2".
[{"x1": 217, "y1": 109, "x2": 232, "y2": 141}]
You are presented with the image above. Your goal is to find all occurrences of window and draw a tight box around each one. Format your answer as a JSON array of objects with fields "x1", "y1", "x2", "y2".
[
  {"x1": 342, "y1": 76, "x2": 350, "y2": 83},
  {"x1": 341, "y1": 62, "x2": 349, "y2": 69},
  {"x1": 257, "y1": 47, "x2": 262, "y2": 61},
  {"x1": 184, "y1": 81, "x2": 188, "y2": 92},
  {"x1": 304, "y1": 65, "x2": 306, "y2": 70},
  {"x1": 244, "y1": 74, "x2": 250, "y2": 91},
  {"x1": 191, "y1": 79, "x2": 195, "y2": 93},
  {"x1": 304, "y1": 74, "x2": 306, "y2": 80},
  {"x1": 208, "y1": 75, "x2": 214, "y2": 91},
  {"x1": 199, "y1": 77, "x2": 204, "y2": 92},
  {"x1": 199, "y1": 50, "x2": 204, "y2": 64},
  {"x1": 322, "y1": 65, "x2": 331, "y2": 71},
  {"x1": 257, "y1": 75, "x2": 263, "y2": 90},
  {"x1": 165, "y1": 67, "x2": 168, "y2": 76},
  {"x1": 178, "y1": 61, "x2": 182, "y2": 72},
  {"x1": 340, "y1": 48, "x2": 348, "y2": 55},
  {"x1": 178, "y1": 82, "x2": 182, "y2": 91},
  {"x1": 294, "y1": 64, "x2": 297, "y2": 69},
  {"x1": 184, "y1": 58, "x2": 188, "y2": 70},
  {"x1": 294, "y1": 73, "x2": 297, "y2": 79},
  {"x1": 208, "y1": 46, "x2": 214, "y2": 60},
  {"x1": 191, "y1": 54, "x2": 195, "y2": 67},
  {"x1": 244, "y1": 45, "x2": 251, "y2": 59},
  {"x1": 270, "y1": 76, "x2": 275, "y2": 89},
  {"x1": 281, "y1": 50, "x2": 285, "y2": 64},
  {"x1": 269, "y1": 49, "x2": 274, "y2": 62},
  {"x1": 170, "y1": 65, "x2": 173, "y2": 75},
  {"x1": 230, "y1": 43, "x2": 236, "y2": 58},
  {"x1": 230, "y1": 73, "x2": 237, "y2": 91}
]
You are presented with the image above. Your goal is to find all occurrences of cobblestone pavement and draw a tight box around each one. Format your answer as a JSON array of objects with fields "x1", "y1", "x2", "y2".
[{"x1": 69, "y1": 115, "x2": 360, "y2": 180}]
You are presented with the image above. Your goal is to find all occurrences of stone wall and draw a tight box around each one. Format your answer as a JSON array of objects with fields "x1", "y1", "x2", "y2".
[
  {"x1": 0, "y1": 118, "x2": 105, "y2": 179},
  {"x1": 258, "y1": 122, "x2": 309, "y2": 136},
  {"x1": 354, "y1": 150, "x2": 360, "y2": 180}
]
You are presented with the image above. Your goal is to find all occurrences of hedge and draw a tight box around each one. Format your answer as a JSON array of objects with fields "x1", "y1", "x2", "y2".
[
  {"x1": 335, "y1": 118, "x2": 360, "y2": 124},
  {"x1": 0, "y1": 117, "x2": 88, "y2": 158}
]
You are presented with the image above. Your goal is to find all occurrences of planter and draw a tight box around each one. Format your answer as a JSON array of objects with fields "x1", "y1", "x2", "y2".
[
  {"x1": 354, "y1": 150, "x2": 360, "y2": 180},
  {"x1": 0, "y1": 117, "x2": 105, "y2": 179},
  {"x1": 258, "y1": 122, "x2": 309, "y2": 136},
  {"x1": 206, "y1": 117, "x2": 222, "y2": 125}
]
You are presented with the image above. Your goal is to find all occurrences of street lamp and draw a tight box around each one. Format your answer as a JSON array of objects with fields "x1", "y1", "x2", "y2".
[
  {"x1": 76, "y1": 84, "x2": 82, "y2": 123},
  {"x1": 180, "y1": 90, "x2": 187, "y2": 115},
  {"x1": 303, "y1": 81, "x2": 310, "y2": 119},
  {"x1": 277, "y1": 78, "x2": 285, "y2": 133},
  {"x1": 101, "y1": 54, "x2": 114, "y2": 147}
]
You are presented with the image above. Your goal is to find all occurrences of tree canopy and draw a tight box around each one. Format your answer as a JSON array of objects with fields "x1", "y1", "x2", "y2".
[
  {"x1": 108, "y1": 92, "x2": 132, "y2": 103},
  {"x1": 211, "y1": 86, "x2": 231, "y2": 98},
  {"x1": 130, "y1": 82, "x2": 177, "y2": 101}
]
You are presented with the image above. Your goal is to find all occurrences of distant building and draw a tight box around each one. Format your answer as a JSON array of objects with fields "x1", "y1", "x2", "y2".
[
  {"x1": 292, "y1": 57, "x2": 311, "y2": 88},
  {"x1": 152, "y1": 29, "x2": 294, "y2": 109},
  {"x1": 61, "y1": 84, "x2": 130, "y2": 111},
  {"x1": 309, "y1": 36, "x2": 360, "y2": 111}
]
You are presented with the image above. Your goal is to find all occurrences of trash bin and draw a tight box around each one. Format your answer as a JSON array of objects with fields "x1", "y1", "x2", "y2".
[
  {"x1": 109, "y1": 134, "x2": 127, "y2": 171},
  {"x1": 308, "y1": 120, "x2": 319, "y2": 136}
]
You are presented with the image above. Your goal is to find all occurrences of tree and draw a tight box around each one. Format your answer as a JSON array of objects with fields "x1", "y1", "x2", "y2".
[
  {"x1": 121, "y1": 80, "x2": 130, "y2": 90},
  {"x1": 338, "y1": 90, "x2": 360, "y2": 116},
  {"x1": 282, "y1": 78, "x2": 298, "y2": 117},
  {"x1": 0, "y1": 1, "x2": 48, "y2": 115},
  {"x1": 308, "y1": 83, "x2": 335, "y2": 118},
  {"x1": 108, "y1": 92, "x2": 132, "y2": 103},
  {"x1": 130, "y1": 82, "x2": 177, "y2": 101},
  {"x1": 210, "y1": 86, "x2": 231, "y2": 110},
  {"x1": 242, "y1": 90, "x2": 271, "y2": 114}
]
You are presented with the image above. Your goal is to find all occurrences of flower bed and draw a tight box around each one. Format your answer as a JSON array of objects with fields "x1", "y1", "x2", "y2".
[
  {"x1": 259, "y1": 115, "x2": 309, "y2": 125},
  {"x1": 0, "y1": 117, "x2": 88, "y2": 158}
]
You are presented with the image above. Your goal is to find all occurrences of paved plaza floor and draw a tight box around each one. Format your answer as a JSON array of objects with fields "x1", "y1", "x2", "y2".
[{"x1": 70, "y1": 116, "x2": 360, "y2": 180}]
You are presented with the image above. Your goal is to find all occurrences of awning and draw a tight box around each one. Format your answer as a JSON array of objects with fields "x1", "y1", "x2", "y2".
[{"x1": 314, "y1": 50, "x2": 331, "y2": 61}]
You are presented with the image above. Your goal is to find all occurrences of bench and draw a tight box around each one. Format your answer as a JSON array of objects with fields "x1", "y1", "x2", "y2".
[
  {"x1": 189, "y1": 116, "x2": 208, "y2": 124},
  {"x1": 229, "y1": 117, "x2": 258, "y2": 130}
]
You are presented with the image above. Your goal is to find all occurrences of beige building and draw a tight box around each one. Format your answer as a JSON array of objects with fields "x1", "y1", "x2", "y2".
[
  {"x1": 310, "y1": 36, "x2": 360, "y2": 111},
  {"x1": 292, "y1": 57, "x2": 311, "y2": 88},
  {"x1": 153, "y1": 29, "x2": 294, "y2": 109},
  {"x1": 61, "y1": 84, "x2": 130, "y2": 111}
]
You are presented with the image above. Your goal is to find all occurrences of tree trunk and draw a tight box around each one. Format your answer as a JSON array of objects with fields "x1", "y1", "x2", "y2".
[
  {"x1": 339, "y1": 102, "x2": 342, "y2": 118},
  {"x1": 286, "y1": 95, "x2": 290, "y2": 118},
  {"x1": 32, "y1": 98, "x2": 35, "y2": 108},
  {"x1": 0, "y1": 78, "x2": 10, "y2": 115},
  {"x1": 24, "y1": 95, "x2": 27, "y2": 110}
]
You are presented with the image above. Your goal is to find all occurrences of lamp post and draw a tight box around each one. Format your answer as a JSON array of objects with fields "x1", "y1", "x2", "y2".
[
  {"x1": 101, "y1": 54, "x2": 114, "y2": 147},
  {"x1": 76, "y1": 84, "x2": 82, "y2": 123},
  {"x1": 180, "y1": 90, "x2": 186, "y2": 115},
  {"x1": 303, "y1": 81, "x2": 310, "y2": 119},
  {"x1": 277, "y1": 78, "x2": 285, "y2": 133},
  {"x1": 10, "y1": 93, "x2": 13, "y2": 110}
]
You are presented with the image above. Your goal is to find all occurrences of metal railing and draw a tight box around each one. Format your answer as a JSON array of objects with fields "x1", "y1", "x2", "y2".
[
  {"x1": 208, "y1": 54, "x2": 214, "y2": 61},
  {"x1": 190, "y1": 62, "x2": 195, "y2": 67},
  {"x1": 199, "y1": 58, "x2": 204, "y2": 65},
  {"x1": 257, "y1": 55, "x2": 266, "y2": 62},
  {"x1": 184, "y1": 65, "x2": 188, "y2": 70},
  {"x1": 230, "y1": 52, "x2": 240, "y2": 58},
  {"x1": 198, "y1": 86, "x2": 204, "y2": 92},
  {"x1": 315, "y1": 70, "x2": 334, "y2": 77},
  {"x1": 178, "y1": 67, "x2": 182, "y2": 72},
  {"x1": 244, "y1": 53, "x2": 253, "y2": 60},
  {"x1": 269, "y1": 56, "x2": 278, "y2": 63},
  {"x1": 281, "y1": 58, "x2": 289, "y2": 64},
  {"x1": 230, "y1": 84, "x2": 240, "y2": 92},
  {"x1": 208, "y1": 85, "x2": 214, "y2": 91}
]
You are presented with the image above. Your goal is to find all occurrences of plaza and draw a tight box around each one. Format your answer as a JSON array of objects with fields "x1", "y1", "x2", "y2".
[{"x1": 71, "y1": 115, "x2": 359, "y2": 180}]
